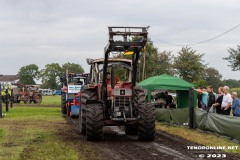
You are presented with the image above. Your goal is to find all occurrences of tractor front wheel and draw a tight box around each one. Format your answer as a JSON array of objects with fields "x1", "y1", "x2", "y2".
[
  {"x1": 61, "y1": 92, "x2": 66, "y2": 114},
  {"x1": 86, "y1": 103, "x2": 103, "y2": 141},
  {"x1": 79, "y1": 90, "x2": 97, "y2": 135},
  {"x1": 138, "y1": 103, "x2": 155, "y2": 141}
]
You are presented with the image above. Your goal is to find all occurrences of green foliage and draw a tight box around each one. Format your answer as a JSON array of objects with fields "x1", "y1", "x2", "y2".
[
  {"x1": 193, "y1": 79, "x2": 208, "y2": 88},
  {"x1": 174, "y1": 47, "x2": 205, "y2": 82},
  {"x1": 230, "y1": 88, "x2": 240, "y2": 98},
  {"x1": 40, "y1": 63, "x2": 62, "y2": 89},
  {"x1": 62, "y1": 62, "x2": 84, "y2": 73},
  {"x1": 157, "y1": 51, "x2": 175, "y2": 76},
  {"x1": 138, "y1": 39, "x2": 174, "y2": 80},
  {"x1": 18, "y1": 64, "x2": 39, "y2": 85},
  {"x1": 223, "y1": 45, "x2": 240, "y2": 71},
  {"x1": 203, "y1": 67, "x2": 222, "y2": 90},
  {"x1": 221, "y1": 79, "x2": 240, "y2": 88}
]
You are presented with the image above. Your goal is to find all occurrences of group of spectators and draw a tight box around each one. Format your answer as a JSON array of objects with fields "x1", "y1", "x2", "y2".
[{"x1": 196, "y1": 85, "x2": 240, "y2": 117}]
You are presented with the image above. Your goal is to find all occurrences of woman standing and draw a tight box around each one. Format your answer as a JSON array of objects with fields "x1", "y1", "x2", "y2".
[{"x1": 213, "y1": 87, "x2": 224, "y2": 114}]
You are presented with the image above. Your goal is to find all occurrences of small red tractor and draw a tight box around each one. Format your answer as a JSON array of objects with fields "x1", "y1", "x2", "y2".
[
  {"x1": 60, "y1": 72, "x2": 89, "y2": 118},
  {"x1": 13, "y1": 83, "x2": 42, "y2": 104},
  {"x1": 79, "y1": 26, "x2": 155, "y2": 141}
]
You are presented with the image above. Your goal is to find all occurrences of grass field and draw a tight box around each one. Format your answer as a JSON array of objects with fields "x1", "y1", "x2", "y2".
[
  {"x1": 156, "y1": 122, "x2": 240, "y2": 154},
  {"x1": 40, "y1": 95, "x2": 61, "y2": 106},
  {"x1": 0, "y1": 100, "x2": 100, "y2": 160},
  {"x1": 1, "y1": 96, "x2": 239, "y2": 159}
]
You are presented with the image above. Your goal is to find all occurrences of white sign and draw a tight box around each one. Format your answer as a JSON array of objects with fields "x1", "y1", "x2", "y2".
[{"x1": 68, "y1": 85, "x2": 81, "y2": 93}]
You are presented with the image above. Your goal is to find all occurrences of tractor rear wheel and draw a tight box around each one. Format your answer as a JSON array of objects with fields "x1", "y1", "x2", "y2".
[
  {"x1": 24, "y1": 96, "x2": 30, "y2": 104},
  {"x1": 33, "y1": 94, "x2": 42, "y2": 103},
  {"x1": 86, "y1": 103, "x2": 103, "y2": 141},
  {"x1": 138, "y1": 103, "x2": 155, "y2": 141},
  {"x1": 61, "y1": 92, "x2": 66, "y2": 114},
  {"x1": 67, "y1": 103, "x2": 71, "y2": 117},
  {"x1": 79, "y1": 90, "x2": 97, "y2": 135}
]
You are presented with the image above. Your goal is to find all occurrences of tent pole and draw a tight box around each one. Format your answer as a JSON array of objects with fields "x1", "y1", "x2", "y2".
[
  {"x1": 147, "y1": 89, "x2": 151, "y2": 103},
  {"x1": 189, "y1": 88, "x2": 194, "y2": 129}
]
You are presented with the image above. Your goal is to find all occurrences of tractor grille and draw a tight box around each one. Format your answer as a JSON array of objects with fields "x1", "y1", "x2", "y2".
[{"x1": 114, "y1": 96, "x2": 130, "y2": 107}]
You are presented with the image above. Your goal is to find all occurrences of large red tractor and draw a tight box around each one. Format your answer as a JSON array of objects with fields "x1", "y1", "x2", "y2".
[
  {"x1": 13, "y1": 84, "x2": 42, "y2": 104},
  {"x1": 79, "y1": 27, "x2": 155, "y2": 141}
]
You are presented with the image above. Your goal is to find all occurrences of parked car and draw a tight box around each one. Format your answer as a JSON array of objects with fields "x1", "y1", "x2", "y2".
[{"x1": 53, "y1": 90, "x2": 62, "y2": 95}]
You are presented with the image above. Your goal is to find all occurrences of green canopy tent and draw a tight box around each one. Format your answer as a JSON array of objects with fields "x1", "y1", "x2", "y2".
[{"x1": 138, "y1": 74, "x2": 196, "y2": 108}]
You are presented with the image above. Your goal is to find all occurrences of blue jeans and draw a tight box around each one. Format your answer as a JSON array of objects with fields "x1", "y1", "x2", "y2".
[
  {"x1": 233, "y1": 114, "x2": 240, "y2": 117},
  {"x1": 200, "y1": 101, "x2": 206, "y2": 110}
]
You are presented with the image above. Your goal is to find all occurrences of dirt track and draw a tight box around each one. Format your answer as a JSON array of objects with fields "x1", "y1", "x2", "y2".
[{"x1": 65, "y1": 117, "x2": 240, "y2": 160}]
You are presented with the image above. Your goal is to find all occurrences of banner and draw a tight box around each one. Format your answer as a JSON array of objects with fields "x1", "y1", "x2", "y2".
[{"x1": 156, "y1": 108, "x2": 240, "y2": 141}]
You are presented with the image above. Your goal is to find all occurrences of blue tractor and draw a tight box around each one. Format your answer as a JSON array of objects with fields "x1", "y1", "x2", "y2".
[{"x1": 60, "y1": 72, "x2": 89, "y2": 118}]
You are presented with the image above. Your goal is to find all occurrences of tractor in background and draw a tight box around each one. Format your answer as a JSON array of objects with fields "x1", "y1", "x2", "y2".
[
  {"x1": 79, "y1": 26, "x2": 155, "y2": 141},
  {"x1": 13, "y1": 84, "x2": 42, "y2": 104},
  {"x1": 60, "y1": 72, "x2": 89, "y2": 118}
]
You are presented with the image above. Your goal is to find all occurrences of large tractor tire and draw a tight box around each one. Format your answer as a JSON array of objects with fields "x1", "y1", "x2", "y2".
[
  {"x1": 61, "y1": 92, "x2": 67, "y2": 114},
  {"x1": 24, "y1": 96, "x2": 30, "y2": 104},
  {"x1": 79, "y1": 90, "x2": 97, "y2": 135},
  {"x1": 33, "y1": 94, "x2": 42, "y2": 104},
  {"x1": 133, "y1": 86, "x2": 147, "y2": 116},
  {"x1": 13, "y1": 95, "x2": 19, "y2": 103},
  {"x1": 67, "y1": 103, "x2": 71, "y2": 117},
  {"x1": 86, "y1": 103, "x2": 104, "y2": 141},
  {"x1": 125, "y1": 86, "x2": 147, "y2": 135},
  {"x1": 138, "y1": 103, "x2": 155, "y2": 141}
]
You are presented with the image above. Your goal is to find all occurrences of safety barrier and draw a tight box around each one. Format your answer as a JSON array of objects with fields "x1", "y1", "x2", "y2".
[{"x1": 156, "y1": 108, "x2": 240, "y2": 141}]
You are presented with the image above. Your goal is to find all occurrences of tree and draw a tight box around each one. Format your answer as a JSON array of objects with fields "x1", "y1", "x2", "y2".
[
  {"x1": 223, "y1": 45, "x2": 240, "y2": 71},
  {"x1": 174, "y1": 47, "x2": 205, "y2": 82},
  {"x1": 40, "y1": 63, "x2": 62, "y2": 89},
  {"x1": 157, "y1": 51, "x2": 175, "y2": 76},
  {"x1": 140, "y1": 40, "x2": 159, "y2": 79},
  {"x1": 204, "y1": 67, "x2": 222, "y2": 91},
  {"x1": 18, "y1": 64, "x2": 39, "y2": 85},
  {"x1": 221, "y1": 79, "x2": 240, "y2": 88},
  {"x1": 62, "y1": 62, "x2": 84, "y2": 73}
]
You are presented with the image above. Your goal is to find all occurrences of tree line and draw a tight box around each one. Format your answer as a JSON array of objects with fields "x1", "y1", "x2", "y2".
[
  {"x1": 115, "y1": 39, "x2": 240, "y2": 90},
  {"x1": 17, "y1": 42, "x2": 240, "y2": 91},
  {"x1": 18, "y1": 63, "x2": 84, "y2": 89}
]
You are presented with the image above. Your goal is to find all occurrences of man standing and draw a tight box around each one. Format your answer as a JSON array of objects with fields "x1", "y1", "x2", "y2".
[
  {"x1": 193, "y1": 87, "x2": 208, "y2": 110},
  {"x1": 206, "y1": 85, "x2": 216, "y2": 111},
  {"x1": 221, "y1": 86, "x2": 232, "y2": 115},
  {"x1": 197, "y1": 88, "x2": 203, "y2": 108},
  {"x1": 163, "y1": 91, "x2": 175, "y2": 108},
  {"x1": 231, "y1": 92, "x2": 240, "y2": 117}
]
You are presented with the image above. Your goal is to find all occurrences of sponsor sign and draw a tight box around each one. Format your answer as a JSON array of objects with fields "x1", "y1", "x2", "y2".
[{"x1": 68, "y1": 85, "x2": 81, "y2": 93}]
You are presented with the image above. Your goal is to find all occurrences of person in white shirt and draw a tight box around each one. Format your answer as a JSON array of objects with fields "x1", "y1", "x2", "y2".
[{"x1": 221, "y1": 86, "x2": 232, "y2": 115}]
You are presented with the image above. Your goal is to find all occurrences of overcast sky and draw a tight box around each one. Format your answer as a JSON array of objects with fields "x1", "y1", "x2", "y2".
[{"x1": 0, "y1": 0, "x2": 239, "y2": 80}]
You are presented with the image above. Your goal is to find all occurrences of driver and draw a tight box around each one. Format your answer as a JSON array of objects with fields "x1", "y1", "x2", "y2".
[
  {"x1": 76, "y1": 78, "x2": 83, "y2": 85},
  {"x1": 106, "y1": 72, "x2": 120, "y2": 85}
]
